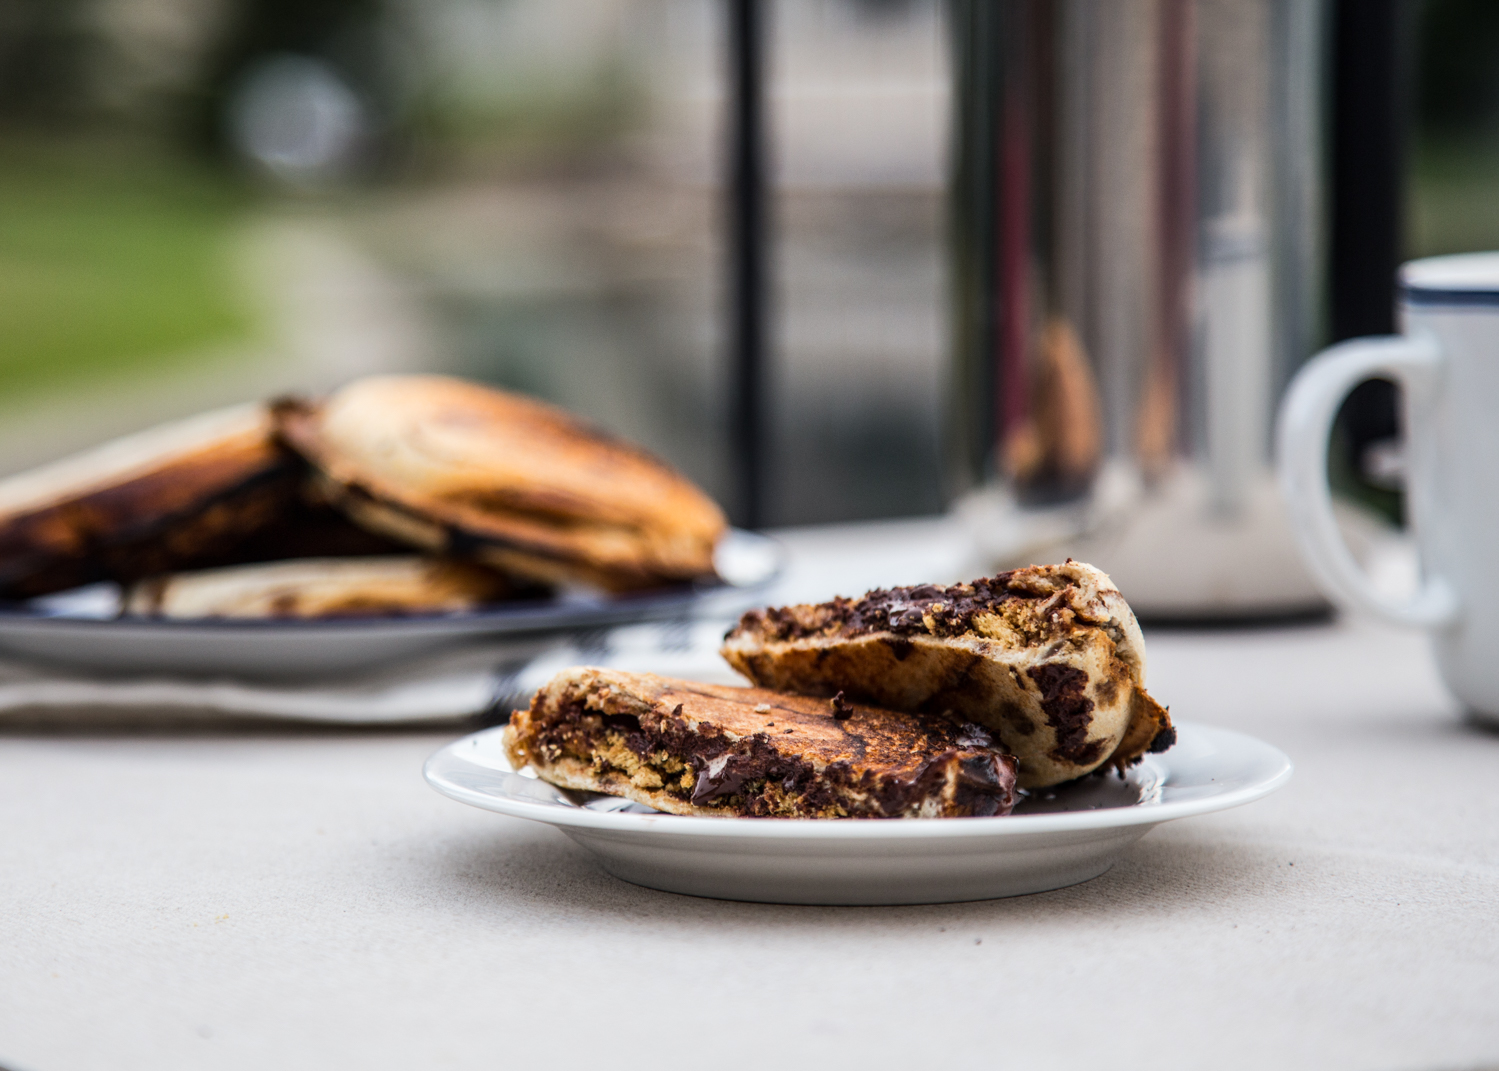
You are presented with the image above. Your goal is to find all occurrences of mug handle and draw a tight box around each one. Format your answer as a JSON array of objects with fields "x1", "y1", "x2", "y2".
[{"x1": 1276, "y1": 333, "x2": 1459, "y2": 627}]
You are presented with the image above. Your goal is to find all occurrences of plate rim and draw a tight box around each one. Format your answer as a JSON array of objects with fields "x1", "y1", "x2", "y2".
[
  {"x1": 0, "y1": 529, "x2": 782, "y2": 634},
  {"x1": 0, "y1": 586, "x2": 697, "y2": 633},
  {"x1": 423, "y1": 721, "x2": 1293, "y2": 840}
]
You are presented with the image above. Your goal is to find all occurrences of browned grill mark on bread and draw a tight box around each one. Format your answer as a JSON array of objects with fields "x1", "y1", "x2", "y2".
[
  {"x1": 273, "y1": 376, "x2": 728, "y2": 593},
  {"x1": 504, "y1": 668, "x2": 1020, "y2": 819},
  {"x1": 0, "y1": 405, "x2": 303, "y2": 599}
]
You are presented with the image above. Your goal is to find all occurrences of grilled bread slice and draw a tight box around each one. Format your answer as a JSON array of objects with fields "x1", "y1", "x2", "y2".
[
  {"x1": 274, "y1": 376, "x2": 728, "y2": 592},
  {"x1": 720, "y1": 562, "x2": 1174, "y2": 789},
  {"x1": 504, "y1": 667, "x2": 1020, "y2": 818},
  {"x1": 0, "y1": 404, "x2": 298, "y2": 598},
  {"x1": 125, "y1": 555, "x2": 519, "y2": 619}
]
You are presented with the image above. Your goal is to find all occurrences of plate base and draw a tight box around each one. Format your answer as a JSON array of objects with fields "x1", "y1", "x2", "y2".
[{"x1": 567, "y1": 824, "x2": 1150, "y2": 905}]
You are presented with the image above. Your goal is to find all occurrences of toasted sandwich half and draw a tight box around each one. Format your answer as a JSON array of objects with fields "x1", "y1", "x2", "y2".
[
  {"x1": 125, "y1": 556, "x2": 520, "y2": 619},
  {"x1": 504, "y1": 667, "x2": 1019, "y2": 818},
  {"x1": 275, "y1": 376, "x2": 728, "y2": 592},
  {"x1": 720, "y1": 562, "x2": 1174, "y2": 789},
  {"x1": 0, "y1": 404, "x2": 297, "y2": 598}
]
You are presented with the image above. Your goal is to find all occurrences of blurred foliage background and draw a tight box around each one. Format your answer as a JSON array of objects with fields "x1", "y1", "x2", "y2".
[
  {"x1": 0, "y1": 0, "x2": 949, "y2": 527},
  {"x1": 0, "y1": 0, "x2": 1493, "y2": 526},
  {"x1": 0, "y1": 139, "x2": 248, "y2": 396},
  {"x1": 1411, "y1": 0, "x2": 1499, "y2": 256}
]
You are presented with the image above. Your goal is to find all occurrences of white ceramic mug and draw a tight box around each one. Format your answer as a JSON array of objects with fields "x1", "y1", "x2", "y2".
[{"x1": 1278, "y1": 252, "x2": 1499, "y2": 715}]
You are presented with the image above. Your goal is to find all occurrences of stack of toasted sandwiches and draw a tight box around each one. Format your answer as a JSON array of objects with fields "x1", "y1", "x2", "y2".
[
  {"x1": 1, "y1": 376, "x2": 1175, "y2": 820},
  {"x1": 0, "y1": 375, "x2": 728, "y2": 618},
  {"x1": 504, "y1": 561, "x2": 1175, "y2": 820}
]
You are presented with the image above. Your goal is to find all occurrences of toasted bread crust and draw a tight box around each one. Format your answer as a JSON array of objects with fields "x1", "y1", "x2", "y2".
[
  {"x1": 721, "y1": 562, "x2": 1173, "y2": 789},
  {"x1": 274, "y1": 377, "x2": 728, "y2": 591},
  {"x1": 0, "y1": 405, "x2": 298, "y2": 598},
  {"x1": 125, "y1": 555, "x2": 519, "y2": 619},
  {"x1": 504, "y1": 667, "x2": 1019, "y2": 818}
]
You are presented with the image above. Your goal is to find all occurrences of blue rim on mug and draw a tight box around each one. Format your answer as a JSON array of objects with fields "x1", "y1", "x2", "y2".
[{"x1": 1401, "y1": 251, "x2": 1499, "y2": 307}]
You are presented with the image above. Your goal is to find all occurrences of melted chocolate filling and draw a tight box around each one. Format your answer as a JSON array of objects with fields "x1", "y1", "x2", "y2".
[
  {"x1": 738, "y1": 571, "x2": 1054, "y2": 642},
  {"x1": 526, "y1": 693, "x2": 1018, "y2": 818},
  {"x1": 1026, "y1": 663, "x2": 1103, "y2": 765}
]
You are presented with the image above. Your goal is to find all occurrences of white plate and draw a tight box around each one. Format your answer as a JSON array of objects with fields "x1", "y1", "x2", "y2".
[
  {"x1": 0, "y1": 530, "x2": 782, "y2": 680},
  {"x1": 424, "y1": 721, "x2": 1293, "y2": 905}
]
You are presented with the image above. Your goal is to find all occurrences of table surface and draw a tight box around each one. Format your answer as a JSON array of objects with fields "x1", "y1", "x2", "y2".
[{"x1": 3, "y1": 518, "x2": 1498, "y2": 1071}]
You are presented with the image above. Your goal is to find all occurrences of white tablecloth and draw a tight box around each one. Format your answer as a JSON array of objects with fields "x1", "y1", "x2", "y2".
[{"x1": 3, "y1": 518, "x2": 1498, "y2": 1071}]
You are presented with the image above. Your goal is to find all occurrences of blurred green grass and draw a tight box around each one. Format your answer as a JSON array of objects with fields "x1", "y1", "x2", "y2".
[
  {"x1": 0, "y1": 139, "x2": 252, "y2": 400},
  {"x1": 1409, "y1": 136, "x2": 1499, "y2": 257}
]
